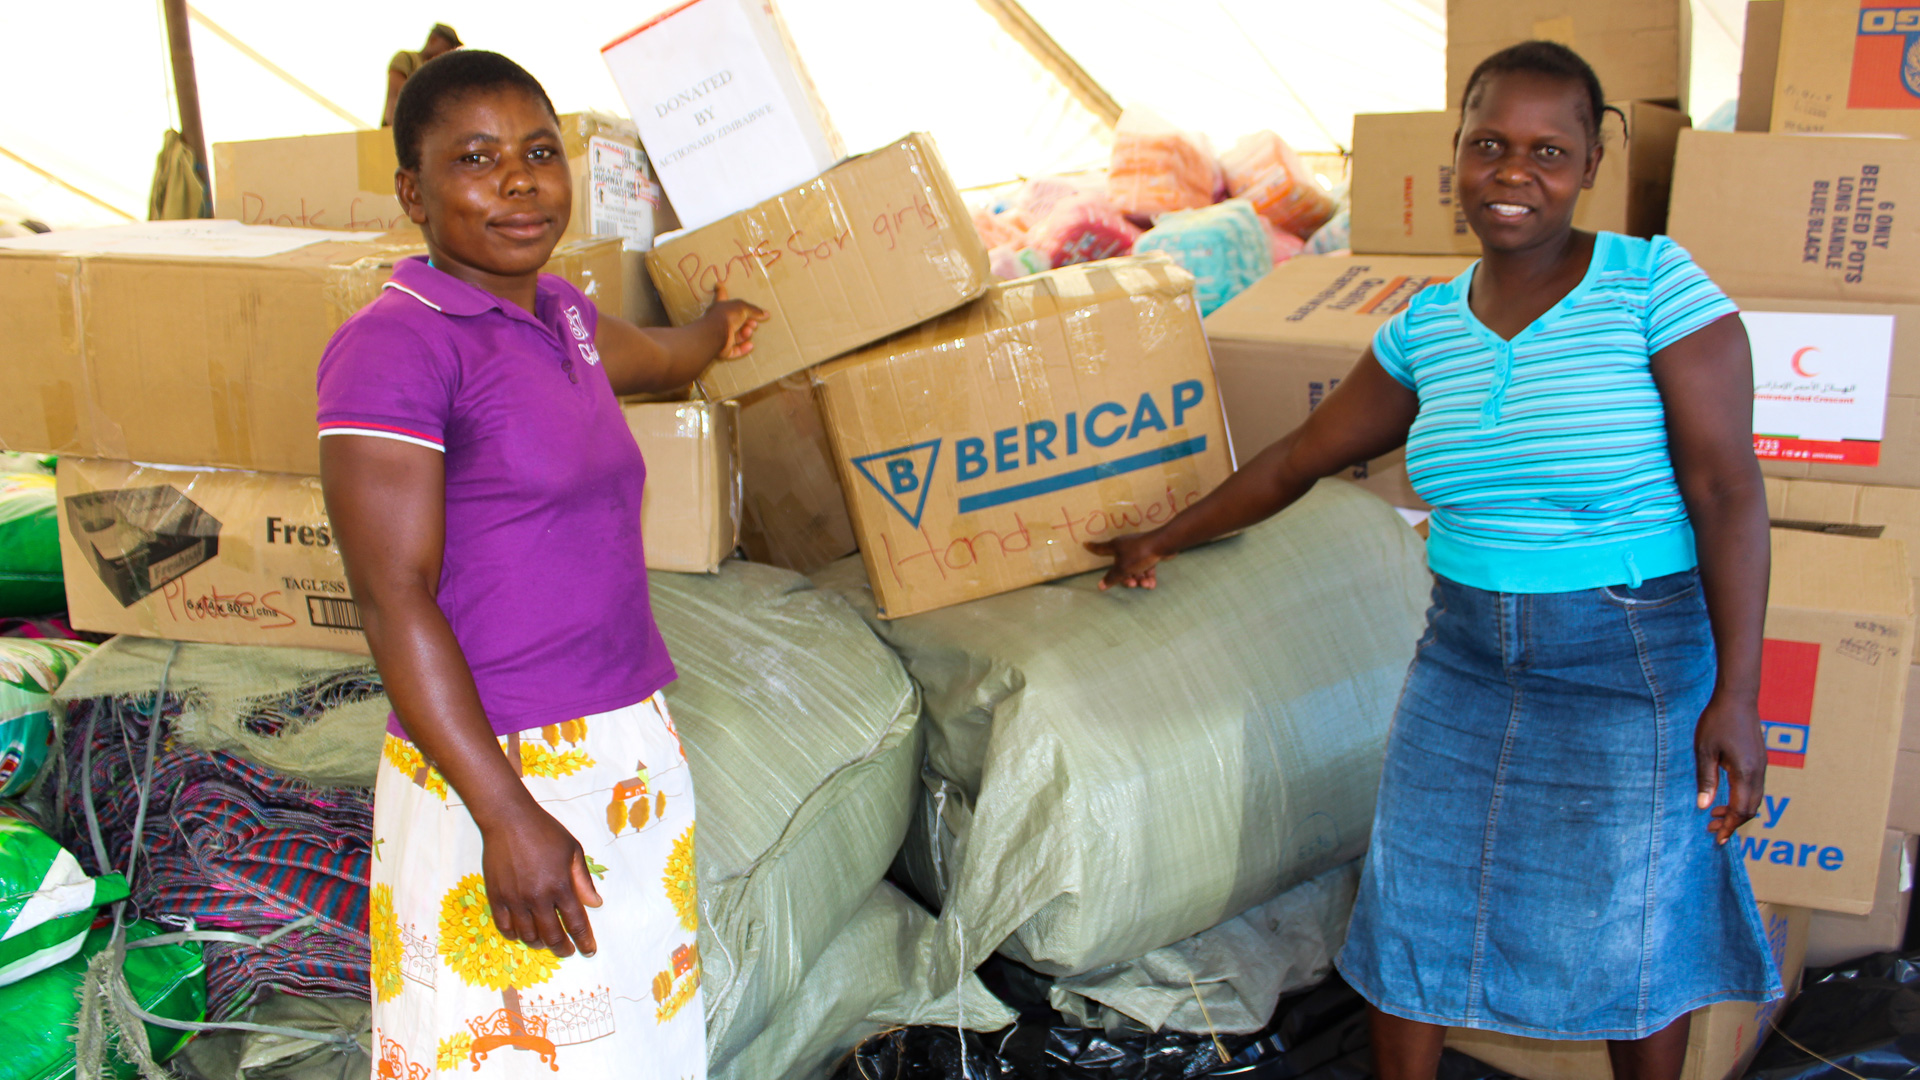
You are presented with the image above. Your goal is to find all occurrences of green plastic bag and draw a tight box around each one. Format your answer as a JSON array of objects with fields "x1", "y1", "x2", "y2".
[
  {"x1": 0, "y1": 473, "x2": 64, "y2": 617},
  {"x1": 3, "y1": 919, "x2": 207, "y2": 1080},
  {"x1": 0, "y1": 639, "x2": 95, "y2": 798},
  {"x1": 0, "y1": 805, "x2": 128, "y2": 985}
]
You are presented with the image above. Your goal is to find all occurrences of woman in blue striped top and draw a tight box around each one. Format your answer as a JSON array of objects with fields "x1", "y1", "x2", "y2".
[{"x1": 1094, "y1": 41, "x2": 1776, "y2": 1080}]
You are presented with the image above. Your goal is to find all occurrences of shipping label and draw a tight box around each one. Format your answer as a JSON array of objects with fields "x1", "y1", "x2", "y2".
[
  {"x1": 1746, "y1": 311, "x2": 1896, "y2": 465},
  {"x1": 586, "y1": 136, "x2": 661, "y2": 252}
]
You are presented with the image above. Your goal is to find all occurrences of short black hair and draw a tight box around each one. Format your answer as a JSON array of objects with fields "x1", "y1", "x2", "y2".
[
  {"x1": 1460, "y1": 40, "x2": 1613, "y2": 144},
  {"x1": 392, "y1": 50, "x2": 558, "y2": 171}
]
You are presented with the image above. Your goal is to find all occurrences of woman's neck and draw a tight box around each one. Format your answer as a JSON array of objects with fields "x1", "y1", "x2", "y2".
[
  {"x1": 423, "y1": 244, "x2": 541, "y2": 315},
  {"x1": 1476, "y1": 229, "x2": 1589, "y2": 294}
]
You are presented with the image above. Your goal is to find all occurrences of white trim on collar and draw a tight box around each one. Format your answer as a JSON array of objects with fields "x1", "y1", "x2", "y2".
[{"x1": 380, "y1": 280, "x2": 444, "y2": 312}]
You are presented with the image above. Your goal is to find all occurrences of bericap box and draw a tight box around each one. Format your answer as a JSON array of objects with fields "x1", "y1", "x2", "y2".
[{"x1": 813, "y1": 255, "x2": 1236, "y2": 619}]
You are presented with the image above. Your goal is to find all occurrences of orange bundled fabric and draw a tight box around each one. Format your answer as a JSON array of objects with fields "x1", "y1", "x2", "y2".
[
  {"x1": 1107, "y1": 109, "x2": 1222, "y2": 220},
  {"x1": 1220, "y1": 131, "x2": 1336, "y2": 240}
]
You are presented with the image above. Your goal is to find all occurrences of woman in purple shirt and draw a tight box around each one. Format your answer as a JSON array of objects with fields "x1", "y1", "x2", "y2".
[{"x1": 317, "y1": 52, "x2": 761, "y2": 1078}]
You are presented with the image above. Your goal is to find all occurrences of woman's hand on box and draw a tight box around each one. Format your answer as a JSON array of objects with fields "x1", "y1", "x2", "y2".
[{"x1": 706, "y1": 283, "x2": 766, "y2": 359}]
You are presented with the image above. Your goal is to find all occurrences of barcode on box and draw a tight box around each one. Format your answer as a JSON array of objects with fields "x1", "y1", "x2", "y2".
[{"x1": 307, "y1": 595, "x2": 364, "y2": 631}]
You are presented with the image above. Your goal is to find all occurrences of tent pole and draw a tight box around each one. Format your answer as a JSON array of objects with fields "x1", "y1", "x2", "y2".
[
  {"x1": 974, "y1": 0, "x2": 1121, "y2": 129},
  {"x1": 161, "y1": 0, "x2": 209, "y2": 173}
]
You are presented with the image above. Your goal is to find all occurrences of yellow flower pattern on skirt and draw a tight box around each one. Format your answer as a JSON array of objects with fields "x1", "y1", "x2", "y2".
[
  {"x1": 370, "y1": 883, "x2": 403, "y2": 1003},
  {"x1": 369, "y1": 694, "x2": 704, "y2": 1078}
]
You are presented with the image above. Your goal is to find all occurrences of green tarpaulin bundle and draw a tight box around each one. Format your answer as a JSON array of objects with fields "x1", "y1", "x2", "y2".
[
  {"x1": 0, "y1": 806, "x2": 126, "y2": 986},
  {"x1": 651, "y1": 562, "x2": 1006, "y2": 1079},
  {"x1": 0, "y1": 470, "x2": 63, "y2": 618},
  {"x1": 815, "y1": 480, "x2": 1431, "y2": 1014},
  {"x1": 0, "y1": 639, "x2": 97, "y2": 800},
  {"x1": 4, "y1": 918, "x2": 206, "y2": 1080}
]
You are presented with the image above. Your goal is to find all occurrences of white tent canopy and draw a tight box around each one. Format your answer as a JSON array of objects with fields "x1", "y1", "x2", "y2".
[{"x1": 2, "y1": 0, "x2": 1747, "y2": 230}]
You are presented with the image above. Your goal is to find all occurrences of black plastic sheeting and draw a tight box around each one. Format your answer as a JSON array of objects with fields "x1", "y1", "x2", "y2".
[
  {"x1": 1747, "y1": 951, "x2": 1920, "y2": 1080},
  {"x1": 832, "y1": 965, "x2": 1514, "y2": 1080}
]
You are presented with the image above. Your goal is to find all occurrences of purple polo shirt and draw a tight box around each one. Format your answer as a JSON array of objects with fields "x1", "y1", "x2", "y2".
[{"x1": 317, "y1": 257, "x2": 675, "y2": 738}]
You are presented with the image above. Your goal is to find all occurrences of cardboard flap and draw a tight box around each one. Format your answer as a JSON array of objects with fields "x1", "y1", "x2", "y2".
[{"x1": 1769, "y1": 528, "x2": 1912, "y2": 617}]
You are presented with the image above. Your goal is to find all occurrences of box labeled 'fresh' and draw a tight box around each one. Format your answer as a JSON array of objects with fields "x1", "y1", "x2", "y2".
[
  {"x1": 814, "y1": 256, "x2": 1235, "y2": 619},
  {"x1": 57, "y1": 458, "x2": 367, "y2": 653}
]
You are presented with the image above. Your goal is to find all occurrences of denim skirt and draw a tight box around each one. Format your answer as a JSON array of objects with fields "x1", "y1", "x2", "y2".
[{"x1": 1335, "y1": 570, "x2": 1782, "y2": 1040}]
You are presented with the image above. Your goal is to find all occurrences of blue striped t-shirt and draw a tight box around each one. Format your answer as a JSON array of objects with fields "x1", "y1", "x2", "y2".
[{"x1": 1373, "y1": 232, "x2": 1738, "y2": 594}]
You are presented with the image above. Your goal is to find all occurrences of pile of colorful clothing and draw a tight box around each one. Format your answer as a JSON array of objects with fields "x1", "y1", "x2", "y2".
[{"x1": 55, "y1": 677, "x2": 374, "y2": 1018}]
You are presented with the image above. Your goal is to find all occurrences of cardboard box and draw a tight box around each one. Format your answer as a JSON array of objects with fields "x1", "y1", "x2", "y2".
[
  {"x1": 1738, "y1": 296, "x2": 1920, "y2": 486},
  {"x1": 735, "y1": 375, "x2": 856, "y2": 574},
  {"x1": 602, "y1": 0, "x2": 843, "y2": 232},
  {"x1": 1349, "y1": 103, "x2": 1686, "y2": 256},
  {"x1": 1668, "y1": 130, "x2": 1920, "y2": 306},
  {"x1": 214, "y1": 113, "x2": 674, "y2": 250},
  {"x1": 813, "y1": 255, "x2": 1235, "y2": 619},
  {"x1": 1445, "y1": 0, "x2": 1691, "y2": 112},
  {"x1": 1772, "y1": 0, "x2": 1920, "y2": 138},
  {"x1": 213, "y1": 114, "x2": 674, "y2": 327},
  {"x1": 1892, "y1": 750, "x2": 1920, "y2": 831},
  {"x1": 1765, "y1": 478, "x2": 1920, "y2": 833},
  {"x1": 1201, "y1": 253, "x2": 1474, "y2": 510},
  {"x1": 0, "y1": 221, "x2": 623, "y2": 475},
  {"x1": 1805, "y1": 829, "x2": 1914, "y2": 968},
  {"x1": 622, "y1": 400, "x2": 741, "y2": 574},
  {"x1": 212, "y1": 129, "x2": 411, "y2": 232},
  {"x1": 1738, "y1": 528, "x2": 1912, "y2": 914},
  {"x1": 1739, "y1": 1, "x2": 1786, "y2": 132},
  {"x1": 1447, "y1": 904, "x2": 1809, "y2": 1080},
  {"x1": 648, "y1": 133, "x2": 991, "y2": 402},
  {"x1": 56, "y1": 458, "x2": 367, "y2": 653}
]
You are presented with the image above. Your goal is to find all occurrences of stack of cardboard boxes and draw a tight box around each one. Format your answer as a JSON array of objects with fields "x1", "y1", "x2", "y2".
[
  {"x1": 597, "y1": 0, "x2": 1240, "y2": 617},
  {"x1": 0, "y1": 0, "x2": 1245, "y2": 641}
]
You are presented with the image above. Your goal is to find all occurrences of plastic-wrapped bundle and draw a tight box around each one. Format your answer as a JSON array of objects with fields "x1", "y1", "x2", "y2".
[
  {"x1": 1262, "y1": 217, "x2": 1308, "y2": 267},
  {"x1": 1008, "y1": 174, "x2": 1104, "y2": 229},
  {"x1": 1220, "y1": 131, "x2": 1337, "y2": 240},
  {"x1": 0, "y1": 804, "x2": 126, "y2": 985},
  {"x1": 1023, "y1": 193, "x2": 1141, "y2": 269},
  {"x1": 1108, "y1": 108, "x2": 1223, "y2": 220},
  {"x1": 815, "y1": 480, "x2": 1431, "y2": 998},
  {"x1": 6, "y1": 919, "x2": 205, "y2": 1080},
  {"x1": 1304, "y1": 204, "x2": 1352, "y2": 256},
  {"x1": 988, "y1": 244, "x2": 1049, "y2": 281},
  {"x1": 1133, "y1": 199, "x2": 1274, "y2": 315},
  {"x1": 970, "y1": 206, "x2": 1025, "y2": 250},
  {"x1": 0, "y1": 472, "x2": 63, "y2": 617},
  {"x1": 646, "y1": 562, "x2": 1009, "y2": 1077},
  {"x1": 0, "y1": 638, "x2": 94, "y2": 798}
]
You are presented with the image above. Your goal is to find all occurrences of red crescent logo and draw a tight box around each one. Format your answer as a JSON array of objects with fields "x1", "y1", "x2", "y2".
[{"x1": 1791, "y1": 347, "x2": 1820, "y2": 378}]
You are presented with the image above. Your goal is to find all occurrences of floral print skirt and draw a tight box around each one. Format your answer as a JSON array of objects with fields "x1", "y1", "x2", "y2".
[{"x1": 368, "y1": 693, "x2": 705, "y2": 1078}]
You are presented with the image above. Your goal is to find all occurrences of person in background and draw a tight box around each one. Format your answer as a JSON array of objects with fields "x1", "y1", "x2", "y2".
[
  {"x1": 1092, "y1": 41, "x2": 1777, "y2": 1080},
  {"x1": 321, "y1": 50, "x2": 762, "y2": 1078},
  {"x1": 382, "y1": 23, "x2": 462, "y2": 127}
]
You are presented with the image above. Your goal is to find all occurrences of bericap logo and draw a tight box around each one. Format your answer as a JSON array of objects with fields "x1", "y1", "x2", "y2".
[
  {"x1": 1852, "y1": 2, "x2": 1920, "y2": 107},
  {"x1": 851, "y1": 381, "x2": 1210, "y2": 527}
]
